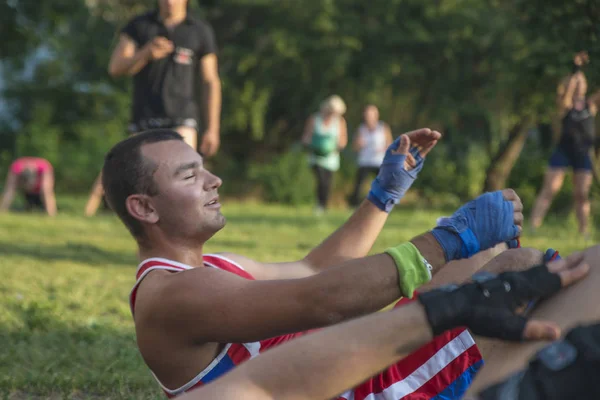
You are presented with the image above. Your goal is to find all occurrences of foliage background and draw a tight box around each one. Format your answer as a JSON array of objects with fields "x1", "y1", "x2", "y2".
[{"x1": 2, "y1": 0, "x2": 600, "y2": 217}]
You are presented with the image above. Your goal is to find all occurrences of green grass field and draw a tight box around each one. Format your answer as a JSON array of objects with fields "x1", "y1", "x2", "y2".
[{"x1": 0, "y1": 196, "x2": 594, "y2": 399}]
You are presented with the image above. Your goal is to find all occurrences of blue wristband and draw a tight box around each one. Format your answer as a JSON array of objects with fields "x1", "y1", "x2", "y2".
[
  {"x1": 367, "y1": 184, "x2": 397, "y2": 213},
  {"x1": 367, "y1": 141, "x2": 424, "y2": 213},
  {"x1": 431, "y1": 228, "x2": 463, "y2": 262}
]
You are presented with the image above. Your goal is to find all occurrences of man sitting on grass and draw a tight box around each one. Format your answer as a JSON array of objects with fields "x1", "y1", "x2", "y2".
[{"x1": 102, "y1": 128, "x2": 544, "y2": 399}]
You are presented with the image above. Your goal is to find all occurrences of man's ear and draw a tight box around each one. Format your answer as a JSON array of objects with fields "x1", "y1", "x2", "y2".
[{"x1": 126, "y1": 194, "x2": 159, "y2": 224}]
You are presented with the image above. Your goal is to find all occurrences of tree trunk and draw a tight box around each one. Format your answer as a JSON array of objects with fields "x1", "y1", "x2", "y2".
[{"x1": 483, "y1": 116, "x2": 533, "y2": 191}]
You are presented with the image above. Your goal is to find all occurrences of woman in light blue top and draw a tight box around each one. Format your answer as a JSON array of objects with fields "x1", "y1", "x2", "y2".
[{"x1": 302, "y1": 95, "x2": 348, "y2": 213}]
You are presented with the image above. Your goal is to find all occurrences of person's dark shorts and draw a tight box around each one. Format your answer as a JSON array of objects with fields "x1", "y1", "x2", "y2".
[
  {"x1": 24, "y1": 193, "x2": 43, "y2": 210},
  {"x1": 548, "y1": 148, "x2": 592, "y2": 171}
]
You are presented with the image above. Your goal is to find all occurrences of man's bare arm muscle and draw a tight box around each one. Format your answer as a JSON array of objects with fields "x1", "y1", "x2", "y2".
[{"x1": 149, "y1": 251, "x2": 412, "y2": 344}]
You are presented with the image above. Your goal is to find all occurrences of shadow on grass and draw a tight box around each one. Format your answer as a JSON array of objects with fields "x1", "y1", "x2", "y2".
[{"x1": 0, "y1": 241, "x2": 136, "y2": 267}]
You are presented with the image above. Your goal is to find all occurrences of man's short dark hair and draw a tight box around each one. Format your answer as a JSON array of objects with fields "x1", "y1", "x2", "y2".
[{"x1": 102, "y1": 129, "x2": 183, "y2": 239}]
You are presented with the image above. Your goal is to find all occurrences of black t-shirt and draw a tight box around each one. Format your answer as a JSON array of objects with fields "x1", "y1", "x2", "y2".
[
  {"x1": 121, "y1": 10, "x2": 217, "y2": 125},
  {"x1": 558, "y1": 105, "x2": 596, "y2": 156}
]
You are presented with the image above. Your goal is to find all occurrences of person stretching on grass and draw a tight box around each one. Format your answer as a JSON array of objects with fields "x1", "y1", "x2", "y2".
[
  {"x1": 0, "y1": 156, "x2": 57, "y2": 216},
  {"x1": 102, "y1": 128, "x2": 535, "y2": 399}
]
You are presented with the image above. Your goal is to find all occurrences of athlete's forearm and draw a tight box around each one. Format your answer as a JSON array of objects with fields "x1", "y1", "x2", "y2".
[
  {"x1": 304, "y1": 201, "x2": 390, "y2": 270},
  {"x1": 410, "y1": 232, "x2": 447, "y2": 273},
  {"x1": 303, "y1": 252, "x2": 415, "y2": 327},
  {"x1": 179, "y1": 302, "x2": 432, "y2": 400}
]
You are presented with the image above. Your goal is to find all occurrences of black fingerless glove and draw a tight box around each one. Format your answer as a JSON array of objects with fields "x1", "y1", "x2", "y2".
[
  {"x1": 478, "y1": 323, "x2": 600, "y2": 400},
  {"x1": 417, "y1": 264, "x2": 561, "y2": 341}
]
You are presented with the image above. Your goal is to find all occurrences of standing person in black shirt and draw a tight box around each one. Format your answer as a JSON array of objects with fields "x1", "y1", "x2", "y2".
[
  {"x1": 84, "y1": 0, "x2": 222, "y2": 216},
  {"x1": 531, "y1": 52, "x2": 600, "y2": 237}
]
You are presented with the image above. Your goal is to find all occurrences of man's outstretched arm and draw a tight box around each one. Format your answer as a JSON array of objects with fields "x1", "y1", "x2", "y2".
[
  {"x1": 174, "y1": 255, "x2": 588, "y2": 400},
  {"x1": 225, "y1": 186, "x2": 523, "y2": 285},
  {"x1": 304, "y1": 129, "x2": 439, "y2": 268},
  {"x1": 223, "y1": 129, "x2": 442, "y2": 280}
]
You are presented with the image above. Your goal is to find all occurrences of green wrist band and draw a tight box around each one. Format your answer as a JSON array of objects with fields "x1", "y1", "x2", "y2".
[{"x1": 384, "y1": 242, "x2": 433, "y2": 298}]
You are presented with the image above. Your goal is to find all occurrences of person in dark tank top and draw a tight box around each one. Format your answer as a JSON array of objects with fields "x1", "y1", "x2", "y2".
[{"x1": 530, "y1": 51, "x2": 600, "y2": 238}]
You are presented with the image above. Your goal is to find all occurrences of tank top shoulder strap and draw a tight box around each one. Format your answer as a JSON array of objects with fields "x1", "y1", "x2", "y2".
[
  {"x1": 130, "y1": 258, "x2": 193, "y2": 315},
  {"x1": 203, "y1": 254, "x2": 256, "y2": 280}
]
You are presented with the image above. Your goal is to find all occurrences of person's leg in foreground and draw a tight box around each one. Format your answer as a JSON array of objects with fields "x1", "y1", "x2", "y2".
[
  {"x1": 173, "y1": 253, "x2": 589, "y2": 400},
  {"x1": 466, "y1": 243, "x2": 600, "y2": 395}
]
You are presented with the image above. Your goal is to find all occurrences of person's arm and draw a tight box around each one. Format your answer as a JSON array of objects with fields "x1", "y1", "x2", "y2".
[
  {"x1": 108, "y1": 34, "x2": 153, "y2": 77},
  {"x1": 226, "y1": 184, "x2": 520, "y2": 282},
  {"x1": 587, "y1": 88, "x2": 600, "y2": 116},
  {"x1": 225, "y1": 129, "x2": 441, "y2": 280},
  {"x1": 352, "y1": 128, "x2": 364, "y2": 152},
  {"x1": 301, "y1": 116, "x2": 315, "y2": 147},
  {"x1": 198, "y1": 53, "x2": 222, "y2": 157},
  {"x1": 174, "y1": 256, "x2": 588, "y2": 400},
  {"x1": 40, "y1": 169, "x2": 57, "y2": 216},
  {"x1": 223, "y1": 227, "x2": 445, "y2": 281},
  {"x1": 557, "y1": 74, "x2": 578, "y2": 112},
  {"x1": 0, "y1": 171, "x2": 18, "y2": 213},
  {"x1": 338, "y1": 117, "x2": 348, "y2": 150}
]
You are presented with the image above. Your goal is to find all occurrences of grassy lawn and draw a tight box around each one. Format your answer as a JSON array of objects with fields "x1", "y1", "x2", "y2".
[{"x1": 0, "y1": 196, "x2": 593, "y2": 399}]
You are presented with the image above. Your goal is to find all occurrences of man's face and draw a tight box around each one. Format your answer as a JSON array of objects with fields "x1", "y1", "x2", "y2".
[
  {"x1": 158, "y1": 0, "x2": 188, "y2": 17},
  {"x1": 140, "y1": 140, "x2": 225, "y2": 241},
  {"x1": 364, "y1": 106, "x2": 379, "y2": 127}
]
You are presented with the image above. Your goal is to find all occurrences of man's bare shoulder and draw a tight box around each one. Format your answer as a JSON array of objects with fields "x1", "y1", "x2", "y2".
[
  {"x1": 208, "y1": 252, "x2": 269, "y2": 277},
  {"x1": 134, "y1": 266, "x2": 243, "y2": 327}
]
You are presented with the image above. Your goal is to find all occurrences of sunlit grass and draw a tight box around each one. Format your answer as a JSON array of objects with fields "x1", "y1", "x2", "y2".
[{"x1": 0, "y1": 196, "x2": 593, "y2": 398}]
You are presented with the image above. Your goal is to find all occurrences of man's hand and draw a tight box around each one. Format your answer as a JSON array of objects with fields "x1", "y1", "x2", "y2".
[
  {"x1": 367, "y1": 128, "x2": 441, "y2": 212},
  {"x1": 431, "y1": 189, "x2": 523, "y2": 261},
  {"x1": 200, "y1": 129, "x2": 220, "y2": 157},
  {"x1": 418, "y1": 253, "x2": 590, "y2": 342},
  {"x1": 144, "y1": 37, "x2": 174, "y2": 61}
]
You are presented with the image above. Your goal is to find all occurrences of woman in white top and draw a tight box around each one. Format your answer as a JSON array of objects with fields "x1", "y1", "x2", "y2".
[{"x1": 348, "y1": 105, "x2": 393, "y2": 207}]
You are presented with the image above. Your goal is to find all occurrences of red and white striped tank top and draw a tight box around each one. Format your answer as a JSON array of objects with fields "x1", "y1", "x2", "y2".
[
  {"x1": 129, "y1": 254, "x2": 306, "y2": 398},
  {"x1": 129, "y1": 255, "x2": 482, "y2": 399}
]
